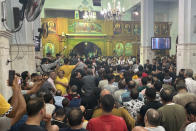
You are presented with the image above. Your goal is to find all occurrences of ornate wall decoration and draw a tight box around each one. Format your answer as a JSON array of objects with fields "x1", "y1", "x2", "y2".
[
  {"x1": 154, "y1": 22, "x2": 171, "y2": 37},
  {"x1": 113, "y1": 22, "x2": 122, "y2": 34},
  {"x1": 47, "y1": 21, "x2": 56, "y2": 34},
  {"x1": 41, "y1": 18, "x2": 172, "y2": 56},
  {"x1": 68, "y1": 21, "x2": 102, "y2": 34},
  {"x1": 115, "y1": 42, "x2": 124, "y2": 56},
  {"x1": 44, "y1": 42, "x2": 55, "y2": 56},
  {"x1": 125, "y1": 43, "x2": 133, "y2": 56}
]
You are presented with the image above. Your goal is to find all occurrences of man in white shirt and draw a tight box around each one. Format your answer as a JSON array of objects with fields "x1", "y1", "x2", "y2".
[
  {"x1": 185, "y1": 69, "x2": 196, "y2": 95},
  {"x1": 98, "y1": 74, "x2": 108, "y2": 89},
  {"x1": 103, "y1": 75, "x2": 118, "y2": 95}
]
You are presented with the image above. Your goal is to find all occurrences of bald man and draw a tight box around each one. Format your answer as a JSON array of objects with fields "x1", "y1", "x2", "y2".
[{"x1": 144, "y1": 109, "x2": 165, "y2": 131}]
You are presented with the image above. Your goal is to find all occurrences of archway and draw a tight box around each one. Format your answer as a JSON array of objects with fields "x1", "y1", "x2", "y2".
[{"x1": 70, "y1": 42, "x2": 102, "y2": 58}]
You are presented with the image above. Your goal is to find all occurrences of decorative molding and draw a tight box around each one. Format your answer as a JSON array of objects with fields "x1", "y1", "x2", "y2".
[
  {"x1": 0, "y1": 31, "x2": 12, "y2": 39},
  {"x1": 10, "y1": 44, "x2": 35, "y2": 46}
]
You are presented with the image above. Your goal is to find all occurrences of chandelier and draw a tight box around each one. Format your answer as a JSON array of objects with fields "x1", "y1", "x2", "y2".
[
  {"x1": 78, "y1": 0, "x2": 97, "y2": 21},
  {"x1": 100, "y1": 0, "x2": 125, "y2": 21},
  {"x1": 83, "y1": 11, "x2": 96, "y2": 20}
]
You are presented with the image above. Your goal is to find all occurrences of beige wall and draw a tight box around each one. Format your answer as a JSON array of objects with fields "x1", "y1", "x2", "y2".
[
  {"x1": 0, "y1": 31, "x2": 12, "y2": 100},
  {"x1": 10, "y1": 44, "x2": 36, "y2": 74}
]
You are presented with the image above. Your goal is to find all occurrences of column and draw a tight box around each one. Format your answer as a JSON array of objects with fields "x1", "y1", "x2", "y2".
[
  {"x1": 0, "y1": 0, "x2": 12, "y2": 99},
  {"x1": 8, "y1": 0, "x2": 36, "y2": 74},
  {"x1": 140, "y1": 0, "x2": 155, "y2": 65},
  {"x1": 177, "y1": 0, "x2": 196, "y2": 73},
  {"x1": 10, "y1": 19, "x2": 36, "y2": 74}
]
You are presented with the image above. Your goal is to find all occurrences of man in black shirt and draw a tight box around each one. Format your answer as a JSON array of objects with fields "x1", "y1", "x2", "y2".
[
  {"x1": 138, "y1": 88, "x2": 163, "y2": 126},
  {"x1": 51, "y1": 108, "x2": 68, "y2": 128},
  {"x1": 60, "y1": 108, "x2": 87, "y2": 131},
  {"x1": 20, "y1": 97, "x2": 59, "y2": 131}
]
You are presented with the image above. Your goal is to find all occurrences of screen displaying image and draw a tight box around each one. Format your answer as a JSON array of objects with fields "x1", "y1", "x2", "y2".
[{"x1": 151, "y1": 37, "x2": 171, "y2": 50}]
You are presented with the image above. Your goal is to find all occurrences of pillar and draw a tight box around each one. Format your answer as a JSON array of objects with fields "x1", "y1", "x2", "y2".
[
  {"x1": 140, "y1": 0, "x2": 155, "y2": 65},
  {"x1": 177, "y1": 0, "x2": 196, "y2": 73},
  {"x1": 0, "y1": 0, "x2": 12, "y2": 99},
  {"x1": 0, "y1": 0, "x2": 37, "y2": 99}
]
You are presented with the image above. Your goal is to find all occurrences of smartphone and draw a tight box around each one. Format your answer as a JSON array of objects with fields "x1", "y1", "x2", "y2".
[{"x1": 8, "y1": 70, "x2": 15, "y2": 86}]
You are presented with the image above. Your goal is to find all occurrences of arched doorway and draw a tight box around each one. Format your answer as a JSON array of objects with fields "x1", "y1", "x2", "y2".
[{"x1": 70, "y1": 42, "x2": 102, "y2": 58}]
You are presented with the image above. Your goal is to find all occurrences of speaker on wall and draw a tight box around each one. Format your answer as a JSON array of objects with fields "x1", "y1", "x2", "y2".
[{"x1": 13, "y1": 7, "x2": 21, "y2": 29}]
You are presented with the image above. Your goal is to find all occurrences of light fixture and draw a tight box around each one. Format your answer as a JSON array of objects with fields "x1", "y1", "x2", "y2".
[
  {"x1": 132, "y1": 5, "x2": 140, "y2": 16},
  {"x1": 133, "y1": 11, "x2": 139, "y2": 16},
  {"x1": 78, "y1": 0, "x2": 96, "y2": 21},
  {"x1": 83, "y1": 11, "x2": 96, "y2": 20},
  {"x1": 100, "y1": 0, "x2": 125, "y2": 21}
]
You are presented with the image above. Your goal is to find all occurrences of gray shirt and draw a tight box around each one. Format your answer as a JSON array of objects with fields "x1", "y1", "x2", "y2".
[
  {"x1": 82, "y1": 75, "x2": 97, "y2": 95},
  {"x1": 103, "y1": 84, "x2": 118, "y2": 95},
  {"x1": 38, "y1": 58, "x2": 61, "y2": 74}
]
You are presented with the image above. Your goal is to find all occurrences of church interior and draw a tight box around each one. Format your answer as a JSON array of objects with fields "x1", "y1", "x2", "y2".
[
  {"x1": 0, "y1": 0, "x2": 195, "y2": 98},
  {"x1": 1, "y1": 0, "x2": 196, "y2": 131}
]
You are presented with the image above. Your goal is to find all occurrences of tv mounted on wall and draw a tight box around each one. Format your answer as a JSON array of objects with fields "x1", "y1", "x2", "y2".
[{"x1": 151, "y1": 37, "x2": 171, "y2": 50}]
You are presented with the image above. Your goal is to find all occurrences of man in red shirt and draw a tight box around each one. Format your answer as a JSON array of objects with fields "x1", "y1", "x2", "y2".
[{"x1": 86, "y1": 94, "x2": 128, "y2": 131}]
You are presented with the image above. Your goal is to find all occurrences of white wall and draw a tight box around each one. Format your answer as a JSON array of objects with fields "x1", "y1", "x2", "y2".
[{"x1": 154, "y1": 1, "x2": 179, "y2": 55}]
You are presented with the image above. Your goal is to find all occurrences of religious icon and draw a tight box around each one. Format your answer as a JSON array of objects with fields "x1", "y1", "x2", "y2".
[
  {"x1": 124, "y1": 24, "x2": 131, "y2": 33},
  {"x1": 133, "y1": 24, "x2": 140, "y2": 36},
  {"x1": 115, "y1": 43, "x2": 124, "y2": 56},
  {"x1": 48, "y1": 21, "x2": 56, "y2": 34},
  {"x1": 45, "y1": 42, "x2": 55, "y2": 57},
  {"x1": 75, "y1": 11, "x2": 79, "y2": 19},
  {"x1": 114, "y1": 23, "x2": 122, "y2": 34},
  {"x1": 154, "y1": 24, "x2": 160, "y2": 36},
  {"x1": 125, "y1": 43, "x2": 133, "y2": 56}
]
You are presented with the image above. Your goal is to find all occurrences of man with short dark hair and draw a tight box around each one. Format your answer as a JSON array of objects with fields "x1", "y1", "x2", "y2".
[
  {"x1": 185, "y1": 102, "x2": 196, "y2": 131},
  {"x1": 60, "y1": 108, "x2": 87, "y2": 131},
  {"x1": 59, "y1": 58, "x2": 79, "y2": 83},
  {"x1": 138, "y1": 77, "x2": 148, "y2": 92},
  {"x1": 123, "y1": 88, "x2": 144, "y2": 120},
  {"x1": 158, "y1": 88, "x2": 186, "y2": 131},
  {"x1": 38, "y1": 56, "x2": 62, "y2": 75},
  {"x1": 144, "y1": 109, "x2": 165, "y2": 131},
  {"x1": 44, "y1": 94, "x2": 55, "y2": 116},
  {"x1": 102, "y1": 74, "x2": 118, "y2": 95},
  {"x1": 87, "y1": 94, "x2": 127, "y2": 131},
  {"x1": 138, "y1": 88, "x2": 162, "y2": 126},
  {"x1": 51, "y1": 108, "x2": 67, "y2": 128},
  {"x1": 81, "y1": 69, "x2": 98, "y2": 96},
  {"x1": 20, "y1": 97, "x2": 58, "y2": 131},
  {"x1": 39, "y1": 71, "x2": 57, "y2": 96},
  {"x1": 154, "y1": 80, "x2": 162, "y2": 101}
]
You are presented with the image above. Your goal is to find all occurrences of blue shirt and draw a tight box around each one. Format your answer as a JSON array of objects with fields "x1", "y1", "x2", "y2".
[
  {"x1": 9, "y1": 115, "x2": 28, "y2": 131},
  {"x1": 54, "y1": 96, "x2": 64, "y2": 107}
]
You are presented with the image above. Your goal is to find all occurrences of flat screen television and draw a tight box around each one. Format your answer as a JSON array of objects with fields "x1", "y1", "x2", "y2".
[{"x1": 151, "y1": 37, "x2": 171, "y2": 50}]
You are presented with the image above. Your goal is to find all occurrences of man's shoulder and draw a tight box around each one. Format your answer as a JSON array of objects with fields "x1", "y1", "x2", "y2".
[
  {"x1": 20, "y1": 124, "x2": 46, "y2": 131},
  {"x1": 60, "y1": 127, "x2": 87, "y2": 131},
  {"x1": 110, "y1": 114, "x2": 124, "y2": 121},
  {"x1": 158, "y1": 103, "x2": 184, "y2": 111},
  {"x1": 185, "y1": 122, "x2": 196, "y2": 131}
]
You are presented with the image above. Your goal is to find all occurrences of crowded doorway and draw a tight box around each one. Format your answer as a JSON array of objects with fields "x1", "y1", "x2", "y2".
[{"x1": 70, "y1": 42, "x2": 102, "y2": 58}]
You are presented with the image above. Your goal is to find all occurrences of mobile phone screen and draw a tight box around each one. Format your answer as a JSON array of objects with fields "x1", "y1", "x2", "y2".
[{"x1": 9, "y1": 70, "x2": 15, "y2": 86}]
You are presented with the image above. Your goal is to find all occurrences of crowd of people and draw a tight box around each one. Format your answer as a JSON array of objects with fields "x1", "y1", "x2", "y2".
[{"x1": 1, "y1": 54, "x2": 196, "y2": 131}]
